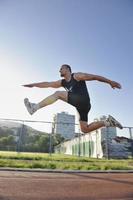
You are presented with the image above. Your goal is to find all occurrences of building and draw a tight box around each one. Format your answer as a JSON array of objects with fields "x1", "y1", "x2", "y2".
[
  {"x1": 99, "y1": 116, "x2": 117, "y2": 140},
  {"x1": 55, "y1": 129, "x2": 103, "y2": 158},
  {"x1": 55, "y1": 128, "x2": 129, "y2": 159},
  {"x1": 54, "y1": 116, "x2": 130, "y2": 159},
  {"x1": 113, "y1": 136, "x2": 133, "y2": 157},
  {"x1": 53, "y1": 112, "x2": 75, "y2": 139}
]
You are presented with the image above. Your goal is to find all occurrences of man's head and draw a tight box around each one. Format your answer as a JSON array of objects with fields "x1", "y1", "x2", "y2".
[{"x1": 59, "y1": 64, "x2": 72, "y2": 77}]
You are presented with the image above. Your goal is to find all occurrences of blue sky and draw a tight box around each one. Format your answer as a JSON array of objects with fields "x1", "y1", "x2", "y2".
[{"x1": 0, "y1": 0, "x2": 133, "y2": 136}]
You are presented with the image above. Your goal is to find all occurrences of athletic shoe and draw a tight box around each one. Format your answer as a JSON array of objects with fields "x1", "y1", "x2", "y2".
[
  {"x1": 107, "y1": 115, "x2": 123, "y2": 129},
  {"x1": 24, "y1": 98, "x2": 37, "y2": 115}
]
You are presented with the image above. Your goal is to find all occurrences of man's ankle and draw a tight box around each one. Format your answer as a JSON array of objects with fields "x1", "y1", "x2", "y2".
[{"x1": 103, "y1": 120, "x2": 110, "y2": 127}]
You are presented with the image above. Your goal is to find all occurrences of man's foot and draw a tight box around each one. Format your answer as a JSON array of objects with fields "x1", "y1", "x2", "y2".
[
  {"x1": 24, "y1": 98, "x2": 37, "y2": 115},
  {"x1": 107, "y1": 115, "x2": 123, "y2": 129}
]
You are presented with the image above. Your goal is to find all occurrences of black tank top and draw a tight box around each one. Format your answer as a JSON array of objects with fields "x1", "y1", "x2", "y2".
[{"x1": 61, "y1": 73, "x2": 90, "y2": 100}]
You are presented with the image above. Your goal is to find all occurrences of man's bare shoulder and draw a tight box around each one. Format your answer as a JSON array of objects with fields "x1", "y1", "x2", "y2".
[
  {"x1": 73, "y1": 72, "x2": 95, "y2": 81},
  {"x1": 73, "y1": 72, "x2": 87, "y2": 81}
]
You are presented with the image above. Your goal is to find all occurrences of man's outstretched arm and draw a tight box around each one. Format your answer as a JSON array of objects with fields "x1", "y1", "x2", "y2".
[
  {"x1": 74, "y1": 72, "x2": 122, "y2": 89},
  {"x1": 23, "y1": 80, "x2": 62, "y2": 88}
]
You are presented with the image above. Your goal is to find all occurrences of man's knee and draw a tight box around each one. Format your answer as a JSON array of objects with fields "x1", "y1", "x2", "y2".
[
  {"x1": 54, "y1": 91, "x2": 67, "y2": 101},
  {"x1": 54, "y1": 91, "x2": 62, "y2": 99},
  {"x1": 81, "y1": 127, "x2": 88, "y2": 133},
  {"x1": 80, "y1": 123, "x2": 88, "y2": 133}
]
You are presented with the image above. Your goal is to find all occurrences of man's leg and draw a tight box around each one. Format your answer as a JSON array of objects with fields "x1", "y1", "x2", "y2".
[
  {"x1": 38, "y1": 91, "x2": 68, "y2": 108},
  {"x1": 24, "y1": 91, "x2": 68, "y2": 115},
  {"x1": 79, "y1": 116, "x2": 123, "y2": 134},
  {"x1": 77, "y1": 106, "x2": 123, "y2": 133},
  {"x1": 76, "y1": 106, "x2": 104, "y2": 133},
  {"x1": 79, "y1": 120, "x2": 105, "y2": 133}
]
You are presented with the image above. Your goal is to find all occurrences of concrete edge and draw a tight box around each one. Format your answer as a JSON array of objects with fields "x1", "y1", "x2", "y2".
[{"x1": 0, "y1": 168, "x2": 133, "y2": 173}]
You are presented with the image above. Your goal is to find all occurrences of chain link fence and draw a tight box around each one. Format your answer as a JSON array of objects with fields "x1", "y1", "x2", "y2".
[{"x1": 0, "y1": 118, "x2": 133, "y2": 159}]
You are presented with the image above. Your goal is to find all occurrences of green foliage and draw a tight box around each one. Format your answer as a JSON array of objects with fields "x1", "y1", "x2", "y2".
[
  {"x1": 0, "y1": 131, "x2": 64, "y2": 152},
  {"x1": 0, "y1": 127, "x2": 14, "y2": 137},
  {"x1": 0, "y1": 122, "x2": 64, "y2": 153}
]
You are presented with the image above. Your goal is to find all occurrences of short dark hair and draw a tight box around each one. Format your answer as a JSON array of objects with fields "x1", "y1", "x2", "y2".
[{"x1": 62, "y1": 64, "x2": 72, "y2": 73}]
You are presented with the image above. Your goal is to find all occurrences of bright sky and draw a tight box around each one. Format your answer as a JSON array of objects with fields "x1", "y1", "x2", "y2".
[{"x1": 0, "y1": 0, "x2": 133, "y2": 136}]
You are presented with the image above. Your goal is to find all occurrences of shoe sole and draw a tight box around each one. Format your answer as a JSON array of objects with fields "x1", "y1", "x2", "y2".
[{"x1": 108, "y1": 115, "x2": 123, "y2": 129}]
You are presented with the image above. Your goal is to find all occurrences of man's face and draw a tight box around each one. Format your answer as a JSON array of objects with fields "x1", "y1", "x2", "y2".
[{"x1": 59, "y1": 66, "x2": 67, "y2": 77}]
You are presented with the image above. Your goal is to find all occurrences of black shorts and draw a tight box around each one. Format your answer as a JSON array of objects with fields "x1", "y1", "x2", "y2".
[{"x1": 68, "y1": 92, "x2": 91, "y2": 122}]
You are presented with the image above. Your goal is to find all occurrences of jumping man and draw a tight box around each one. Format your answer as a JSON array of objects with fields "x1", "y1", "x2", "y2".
[{"x1": 23, "y1": 64, "x2": 123, "y2": 133}]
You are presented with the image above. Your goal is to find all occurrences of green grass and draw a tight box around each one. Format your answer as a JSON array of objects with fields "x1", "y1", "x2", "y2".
[{"x1": 0, "y1": 151, "x2": 133, "y2": 170}]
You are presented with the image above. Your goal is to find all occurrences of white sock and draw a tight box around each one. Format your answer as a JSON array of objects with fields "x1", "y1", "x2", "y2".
[{"x1": 32, "y1": 103, "x2": 40, "y2": 111}]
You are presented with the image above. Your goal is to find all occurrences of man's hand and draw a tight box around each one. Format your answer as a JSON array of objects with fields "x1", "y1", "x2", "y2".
[
  {"x1": 110, "y1": 81, "x2": 122, "y2": 89},
  {"x1": 23, "y1": 83, "x2": 35, "y2": 88}
]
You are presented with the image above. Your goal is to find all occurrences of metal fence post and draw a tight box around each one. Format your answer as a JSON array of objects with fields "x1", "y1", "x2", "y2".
[
  {"x1": 106, "y1": 127, "x2": 109, "y2": 160},
  {"x1": 17, "y1": 121, "x2": 24, "y2": 153},
  {"x1": 49, "y1": 122, "x2": 55, "y2": 156},
  {"x1": 96, "y1": 129, "x2": 99, "y2": 159},
  {"x1": 49, "y1": 133, "x2": 52, "y2": 156},
  {"x1": 129, "y1": 128, "x2": 133, "y2": 158},
  {"x1": 78, "y1": 127, "x2": 81, "y2": 157}
]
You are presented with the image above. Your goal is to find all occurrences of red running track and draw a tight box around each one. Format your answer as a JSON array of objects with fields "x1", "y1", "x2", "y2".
[{"x1": 0, "y1": 171, "x2": 133, "y2": 200}]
